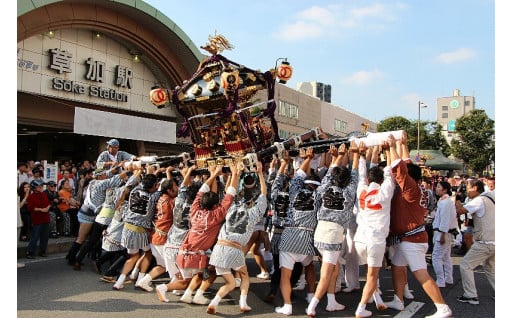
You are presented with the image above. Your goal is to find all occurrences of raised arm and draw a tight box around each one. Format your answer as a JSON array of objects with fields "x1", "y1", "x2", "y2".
[
  {"x1": 299, "y1": 147, "x2": 314, "y2": 174},
  {"x1": 180, "y1": 164, "x2": 196, "y2": 187},
  {"x1": 371, "y1": 145, "x2": 380, "y2": 166},
  {"x1": 400, "y1": 131, "x2": 409, "y2": 161},
  {"x1": 205, "y1": 164, "x2": 222, "y2": 190},
  {"x1": 165, "y1": 165, "x2": 175, "y2": 180},
  {"x1": 350, "y1": 140, "x2": 360, "y2": 171},
  {"x1": 333, "y1": 143, "x2": 349, "y2": 167},
  {"x1": 278, "y1": 153, "x2": 290, "y2": 176},
  {"x1": 256, "y1": 160, "x2": 267, "y2": 197},
  {"x1": 227, "y1": 160, "x2": 243, "y2": 191},
  {"x1": 388, "y1": 134, "x2": 399, "y2": 163}
]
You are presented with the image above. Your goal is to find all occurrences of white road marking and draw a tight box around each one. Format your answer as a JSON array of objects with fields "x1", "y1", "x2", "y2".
[{"x1": 394, "y1": 301, "x2": 425, "y2": 318}]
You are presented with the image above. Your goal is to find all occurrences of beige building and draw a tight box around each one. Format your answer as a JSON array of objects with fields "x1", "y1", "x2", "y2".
[
  {"x1": 18, "y1": 0, "x2": 202, "y2": 162},
  {"x1": 255, "y1": 84, "x2": 376, "y2": 142},
  {"x1": 296, "y1": 81, "x2": 332, "y2": 103},
  {"x1": 436, "y1": 88, "x2": 475, "y2": 144}
]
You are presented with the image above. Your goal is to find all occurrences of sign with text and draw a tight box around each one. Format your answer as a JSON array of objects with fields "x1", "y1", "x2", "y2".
[{"x1": 44, "y1": 161, "x2": 58, "y2": 184}]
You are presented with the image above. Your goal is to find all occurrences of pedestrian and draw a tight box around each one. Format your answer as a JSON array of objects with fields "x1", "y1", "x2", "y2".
[
  {"x1": 65, "y1": 164, "x2": 125, "y2": 266},
  {"x1": 96, "y1": 138, "x2": 136, "y2": 171},
  {"x1": 264, "y1": 156, "x2": 303, "y2": 303},
  {"x1": 17, "y1": 193, "x2": 26, "y2": 269},
  {"x1": 485, "y1": 176, "x2": 495, "y2": 195},
  {"x1": 57, "y1": 179, "x2": 79, "y2": 237},
  {"x1": 18, "y1": 182, "x2": 31, "y2": 242},
  {"x1": 28, "y1": 167, "x2": 44, "y2": 185},
  {"x1": 73, "y1": 165, "x2": 135, "y2": 271},
  {"x1": 44, "y1": 180, "x2": 61, "y2": 238},
  {"x1": 96, "y1": 180, "x2": 140, "y2": 282},
  {"x1": 18, "y1": 162, "x2": 30, "y2": 187},
  {"x1": 155, "y1": 163, "x2": 239, "y2": 304},
  {"x1": 455, "y1": 179, "x2": 495, "y2": 305},
  {"x1": 431, "y1": 181, "x2": 458, "y2": 288},
  {"x1": 57, "y1": 170, "x2": 75, "y2": 194},
  {"x1": 384, "y1": 133, "x2": 452, "y2": 318},
  {"x1": 159, "y1": 165, "x2": 201, "y2": 299},
  {"x1": 422, "y1": 177, "x2": 437, "y2": 255},
  {"x1": 306, "y1": 142, "x2": 360, "y2": 316},
  {"x1": 274, "y1": 147, "x2": 322, "y2": 316},
  {"x1": 240, "y1": 172, "x2": 272, "y2": 280},
  {"x1": 206, "y1": 159, "x2": 267, "y2": 315},
  {"x1": 113, "y1": 169, "x2": 162, "y2": 290},
  {"x1": 353, "y1": 141, "x2": 395, "y2": 318},
  {"x1": 136, "y1": 166, "x2": 179, "y2": 292},
  {"x1": 25, "y1": 179, "x2": 51, "y2": 258}
]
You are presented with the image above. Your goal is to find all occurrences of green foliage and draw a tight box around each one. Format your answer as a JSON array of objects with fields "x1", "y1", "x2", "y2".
[
  {"x1": 422, "y1": 122, "x2": 451, "y2": 157},
  {"x1": 377, "y1": 116, "x2": 415, "y2": 149},
  {"x1": 377, "y1": 116, "x2": 450, "y2": 155},
  {"x1": 450, "y1": 109, "x2": 495, "y2": 176}
]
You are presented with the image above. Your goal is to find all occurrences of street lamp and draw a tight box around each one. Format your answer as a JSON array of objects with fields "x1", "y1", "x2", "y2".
[{"x1": 417, "y1": 101, "x2": 427, "y2": 156}]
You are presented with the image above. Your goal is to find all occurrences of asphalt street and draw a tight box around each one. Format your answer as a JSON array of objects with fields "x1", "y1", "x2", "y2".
[{"x1": 16, "y1": 251, "x2": 495, "y2": 318}]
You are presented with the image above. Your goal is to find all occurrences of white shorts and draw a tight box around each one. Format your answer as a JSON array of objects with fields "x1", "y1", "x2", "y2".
[
  {"x1": 355, "y1": 241, "x2": 386, "y2": 267},
  {"x1": 180, "y1": 268, "x2": 203, "y2": 279},
  {"x1": 316, "y1": 248, "x2": 342, "y2": 265},
  {"x1": 163, "y1": 246, "x2": 180, "y2": 276},
  {"x1": 215, "y1": 265, "x2": 244, "y2": 276},
  {"x1": 388, "y1": 241, "x2": 428, "y2": 272},
  {"x1": 126, "y1": 245, "x2": 150, "y2": 254},
  {"x1": 150, "y1": 244, "x2": 165, "y2": 267},
  {"x1": 279, "y1": 252, "x2": 313, "y2": 270}
]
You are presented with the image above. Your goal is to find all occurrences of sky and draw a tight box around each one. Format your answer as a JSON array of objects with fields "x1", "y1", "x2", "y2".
[{"x1": 144, "y1": 0, "x2": 497, "y2": 123}]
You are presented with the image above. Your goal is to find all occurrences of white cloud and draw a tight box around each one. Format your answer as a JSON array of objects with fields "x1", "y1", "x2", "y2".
[
  {"x1": 343, "y1": 70, "x2": 383, "y2": 85},
  {"x1": 436, "y1": 48, "x2": 477, "y2": 64},
  {"x1": 297, "y1": 6, "x2": 337, "y2": 25},
  {"x1": 274, "y1": 2, "x2": 407, "y2": 41},
  {"x1": 277, "y1": 21, "x2": 324, "y2": 41}
]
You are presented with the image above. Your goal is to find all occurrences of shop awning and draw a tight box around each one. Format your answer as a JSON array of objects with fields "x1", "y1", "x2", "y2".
[
  {"x1": 74, "y1": 107, "x2": 176, "y2": 144},
  {"x1": 410, "y1": 149, "x2": 463, "y2": 171}
]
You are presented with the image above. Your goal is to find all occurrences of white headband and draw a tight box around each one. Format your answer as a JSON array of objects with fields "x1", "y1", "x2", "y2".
[{"x1": 304, "y1": 180, "x2": 321, "y2": 186}]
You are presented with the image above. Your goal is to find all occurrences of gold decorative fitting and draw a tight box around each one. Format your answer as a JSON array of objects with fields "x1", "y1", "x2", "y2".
[
  {"x1": 361, "y1": 122, "x2": 370, "y2": 134},
  {"x1": 207, "y1": 80, "x2": 219, "y2": 92},
  {"x1": 203, "y1": 72, "x2": 213, "y2": 82},
  {"x1": 200, "y1": 32, "x2": 234, "y2": 55},
  {"x1": 190, "y1": 84, "x2": 202, "y2": 96}
]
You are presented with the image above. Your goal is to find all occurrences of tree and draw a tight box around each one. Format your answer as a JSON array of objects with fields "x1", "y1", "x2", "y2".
[
  {"x1": 422, "y1": 122, "x2": 451, "y2": 157},
  {"x1": 377, "y1": 116, "x2": 450, "y2": 155},
  {"x1": 450, "y1": 109, "x2": 495, "y2": 176},
  {"x1": 377, "y1": 116, "x2": 416, "y2": 149}
]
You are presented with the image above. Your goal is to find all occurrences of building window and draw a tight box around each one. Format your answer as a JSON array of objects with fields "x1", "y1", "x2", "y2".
[
  {"x1": 334, "y1": 119, "x2": 347, "y2": 132},
  {"x1": 464, "y1": 100, "x2": 470, "y2": 106},
  {"x1": 442, "y1": 106, "x2": 448, "y2": 111},
  {"x1": 279, "y1": 129, "x2": 293, "y2": 139},
  {"x1": 278, "y1": 100, "x2": 299, "y2": 119},
  {"x1": 442, "y1": 113, "x2": 448, "y2": 118}
]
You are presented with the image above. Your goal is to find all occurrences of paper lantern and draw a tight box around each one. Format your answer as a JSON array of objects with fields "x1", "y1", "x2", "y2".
[
  {"x1": 220, "y1": 69, "x2": 240, "y2": 92},
  {"x1": 277, "y1": 61, "x2": 293, "y2": 84},
  {"x1": 150, "y1": 88, "x2": 168, "y2": 107}
]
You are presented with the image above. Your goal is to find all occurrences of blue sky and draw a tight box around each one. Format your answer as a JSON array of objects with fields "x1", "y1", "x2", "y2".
[{"x1": 144, "y1": 0, "x2": 496, "y2": 123}]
